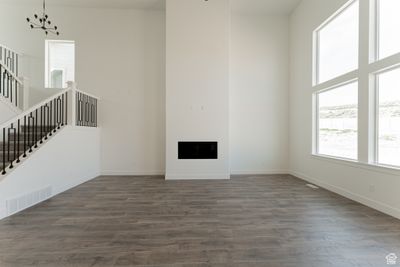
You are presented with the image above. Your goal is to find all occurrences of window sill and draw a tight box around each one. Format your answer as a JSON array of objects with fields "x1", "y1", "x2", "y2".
[{"x1": 311, "y1": 154, "x2": 400, "y2": 176}]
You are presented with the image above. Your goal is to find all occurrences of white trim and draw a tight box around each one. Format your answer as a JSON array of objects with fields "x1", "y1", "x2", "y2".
[
  {"x1": 312, "y1": 0, "x2": 359, "y2": 86},
  {"x1": 0, "y1": 43, "x2": 22, "y2": 56},
  {"x1": 289, "y1": 170, "x2": 400, "y2": 220},
  {"x1": 101, "y1": 171, "x2": 165, "y2": 176},
  {"x1": 311, "y1": 154, "x2": 400, "y2": 176},
  {"x1": 45, "y1": 40, "x2": 75, "y2": 89},
  {"x1": 369, "y1": 53, "x2": 400, "y2": 74},
  {"x1": 312, "y1": 70, "x2": 358, "y2": 93},
  {"x1": 231, "y1": 171, "x2": 289, "y2": 175}
]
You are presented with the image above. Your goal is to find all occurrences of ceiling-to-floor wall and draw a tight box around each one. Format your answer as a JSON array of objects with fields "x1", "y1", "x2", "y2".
[
  {"x1": 0, "y1": 1, "x2": 291, "y2": 176},
  {"x1": 230, "y1": 13, "x2": 289, "y2": 174}
]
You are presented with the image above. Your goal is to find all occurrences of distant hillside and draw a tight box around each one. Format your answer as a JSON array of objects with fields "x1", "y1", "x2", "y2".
[{"x1": 320, "y1": 101, "x2": 400, "y2": 119}]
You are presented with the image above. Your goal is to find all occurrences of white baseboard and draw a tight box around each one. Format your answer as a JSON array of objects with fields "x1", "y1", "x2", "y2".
[
  {"x1": 166, "y1": 173, "x2": 230, "y2": 180},
  {"x1": 102, "y1": 170, "x2": 289, "y2": 177},
  {"x1": 289, "y1": 170, "x2": 400, "y2": 220},
  {"x1": 101, "y1": 170, "x2": 165, "y2": 176},
  {"x1": 230, "y1": 170, "x2": 289, "y2": 175}
]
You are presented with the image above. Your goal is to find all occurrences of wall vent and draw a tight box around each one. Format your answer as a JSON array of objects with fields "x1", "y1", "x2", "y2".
[{"x1": 5, "y1": 186, "x2": 52, "y2": 216}]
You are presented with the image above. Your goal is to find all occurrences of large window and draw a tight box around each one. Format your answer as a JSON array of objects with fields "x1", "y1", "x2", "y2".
[
  {"x1": 45, "y1": 40, "x2": 75, "y2": 88},
  {"x1": 377, "y1": 0, "x2": 400, "y2": 59},
  {"x1": 313, "y1": 0, "x2": 400, "y2": 169},
  {"x1": 318, "y1": 82, "x2": 358, "y2": 159},
  {"x1": 377, "y1": 68, "x2": 400, "y2": 167},
  {"x1": 315, "y1": 0, "x2": 359, "y2": 84}
]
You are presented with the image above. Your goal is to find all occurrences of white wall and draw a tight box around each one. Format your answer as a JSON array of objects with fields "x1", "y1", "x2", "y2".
[
  {"x1": 0, "y1": 126, "x2": 100, "y2": 219},
  {"x1": 0, "y1": 97, "x2": 20, "y2": 124},
  {"x1": 1, "y1": 2, "x2": 290, "y2": 178},
  {"x1": 0, "y1": 4, "x2": 166, "y2": 176},
  {"x1": 289, "y1": 0, "x2": 400, "y2": 219},
  {"x1": 230, "y1": 14, "x2": 289, "y2": 174},
  {"x1": 166, "y1": 0, "x2": 230, "y2": 180}
]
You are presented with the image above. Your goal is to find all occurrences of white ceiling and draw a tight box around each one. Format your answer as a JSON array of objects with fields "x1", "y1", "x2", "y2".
[
  {"x1": 0, "y1": 0, "x2": 166, "y2": 10},
  {"x1": 231, "y1": 0, "x2": 301, "y2": 15},
  {"x1": 0, "y1": 0, "x2": 301, "y2": 14}
]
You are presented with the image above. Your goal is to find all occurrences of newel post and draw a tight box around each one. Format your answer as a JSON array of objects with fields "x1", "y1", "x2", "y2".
[
  {"x1": 20, "y1": 77, "x2": 30, "y2": 111},
  {"x1": 67, "y1": 81, "x2": 77, "y2": 126}
]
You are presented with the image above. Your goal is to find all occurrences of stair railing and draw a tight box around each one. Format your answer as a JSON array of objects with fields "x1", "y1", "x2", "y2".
[
  {"x1": 0, "y1": 44, "x2": 29, "y2": 110},
  {"x1": 0, "y1": 82, "x2": 99, "y2": 175},
  {"x1": 0, "y1": 45, "x2": 19, "y2": 77}
]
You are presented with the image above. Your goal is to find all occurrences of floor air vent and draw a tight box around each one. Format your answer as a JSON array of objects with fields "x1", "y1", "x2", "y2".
[{"x1": 6, "y1": 186, "x2": 52, "y2": 216}]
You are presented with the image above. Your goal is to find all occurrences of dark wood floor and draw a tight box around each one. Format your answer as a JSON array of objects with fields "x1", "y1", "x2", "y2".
[{"x1": 0, "y1": 175, "x2": 399, "y2": 267}]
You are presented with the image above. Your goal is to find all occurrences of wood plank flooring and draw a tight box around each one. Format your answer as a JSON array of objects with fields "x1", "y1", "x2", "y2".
[{"x1": 0, "y1": 175, "x2": 399, "y2": 266}]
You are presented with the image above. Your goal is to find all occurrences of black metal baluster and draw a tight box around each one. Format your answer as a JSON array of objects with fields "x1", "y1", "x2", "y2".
[
  {"x1": 16, "y1": 119, "x2": 20, "y2": 163},
  {"x1": 15, "y1": 80, "x2": 18, "y2": 107},
  {"x1": 65, "y1": 92, "x2": 68, "y2": 125},
  {"x1": 44, "y1": 105, "x2": 49, "y2": 140},
  {"x1": 28, "y1": 114, "x2": 33, "y2": 153},
  {"x1": 95, "y1": 98, "x2": 97, "y2": 127},
  {"x1": 8, "y1": 125, "x2": 15, "y2": 169},
  {"x1": 16, "y1": 54, "x2": 18, "y2": 77},
  {"x1": 34, "y1": 109, "x2": 38, "y2": 148},
  {"x1": 40, "y1": 106, "x2": 44, "y2": 144},
  {"x1": 49, "y1": 101, "x2": 53, "y2": 136},
  {"x1": 55, "y1": 98, "x2": 58, "y2": 129},
  {"x1": 2, "y1": 128, "x2": 6, "y2": 174},
  {"x1": 53, "y1": 99, "x2": 57, "y2": 133},
  {"x1": 61, "y1": 94, "x2": 64, "y2": 127},
  {"x1": 57, "y1": 97, "x2": 61, "y2": 129},
  {"x1": 23, "y1": 116, "x2": 27, "y2": 158},
  {"x1": 77, "y1": 92, "x2": 80, "y2": 126},
  {"x1": 11, "y1": 52, "x2": 14, "y2": 74}
]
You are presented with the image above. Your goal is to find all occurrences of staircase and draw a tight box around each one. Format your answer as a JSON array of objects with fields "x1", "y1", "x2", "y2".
[
  {"x1": 0, "y1": 125, "x2": 58, "y2": 171},
  {"x1": 0, "y1": 44, "x2": 99, "y2": 176}
]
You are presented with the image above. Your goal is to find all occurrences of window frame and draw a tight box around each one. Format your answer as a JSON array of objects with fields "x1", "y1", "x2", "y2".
[
  {"x1": 45, "y1": 39, "x2": 75, "y2": 89},
  {"x1": 312, "y1": 0, "x2": 400, "y2": 171},
  {"x1": 374, "y1": 65, "x2": 400, "y2": 168},
  {"x1": 313, "y1": 0, "x2": 359, "y2": 86},
  {"x1": 314, "y1": 79, "x2": 359, "y2": 160},
  {"x1": 374, "y1": 0, "x2": 400, "y2": 61}
]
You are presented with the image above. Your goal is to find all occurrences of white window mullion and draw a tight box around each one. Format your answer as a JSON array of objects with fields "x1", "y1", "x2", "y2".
[{"x1": 357, "y1": 0, "x2": 371, "y2": 163}]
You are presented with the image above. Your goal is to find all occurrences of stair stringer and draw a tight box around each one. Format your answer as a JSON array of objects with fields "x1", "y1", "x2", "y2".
[{"x1": 0, "y1": 126, "x2": 100, "y2": 219}]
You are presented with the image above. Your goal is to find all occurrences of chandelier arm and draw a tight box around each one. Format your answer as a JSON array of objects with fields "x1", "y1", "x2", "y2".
[
  {"x1": 43, "y1": 0, "x2": 46, "y2": 19},
  {"x1": 30, "y1": 22, "x2": 42, "y2": 27}
]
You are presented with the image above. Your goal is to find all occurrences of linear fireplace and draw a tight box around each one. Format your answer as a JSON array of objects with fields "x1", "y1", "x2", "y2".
[{"x1": 178, "y1": 142, "x2": 218, "y2": 159}]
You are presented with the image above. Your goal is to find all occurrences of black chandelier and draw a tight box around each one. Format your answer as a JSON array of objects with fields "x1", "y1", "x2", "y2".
[{"x1": 26, "y1": 0, "x2": 60, "y2": 35}]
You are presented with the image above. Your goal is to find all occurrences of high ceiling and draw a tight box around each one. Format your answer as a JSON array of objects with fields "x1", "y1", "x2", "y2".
[
  {"x1": 231, "y1": 0, "x2": 301, "y2": 15},
  {"x1": 0, "y1": 0, "x2": 165, "y2": 9},
  {"x1": 0, "y1": 0, "x2": 302, "y2": 14}
]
